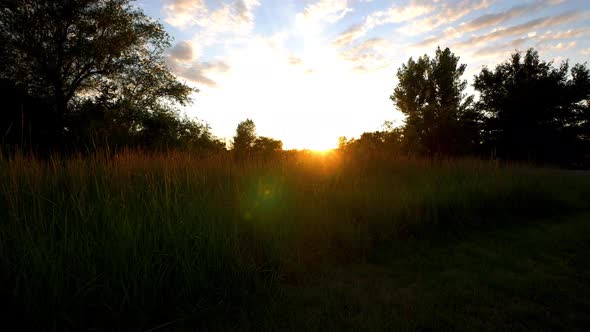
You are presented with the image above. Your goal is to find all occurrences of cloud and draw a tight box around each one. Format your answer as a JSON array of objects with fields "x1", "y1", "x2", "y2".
[
  {"x1": 399, "y1": 0, "x2": 494, "y2": 36},
  {"x1": 181, "y1": 68, "x2": 217, "y2": 86},
  {"x1": 332, "y1": 24, "x2": 365, "y2": 48},
  {"x1": 333, "y1": 0, "x2": 435, "y2": 47},
  {"x1": 162, "y1": 0, "x2": 206, "y2": 27},
  {"x1": 534, "y1": 27, "x2": 590, "y2": 46},
  {"x1": 341, "y1": 38, "x2": 396, "y2": 72},
  {"x1": 473, "y1": 37, "x2": 530, "y2": 57},
  {"x1": 163, "y1": 0, "x2": 260, "y2": 37},
  {"x1": 172, "y1": 61, "x2": 230, "y2": 87},
  {"x1": 406, "y1": 0, "x2": 564, "y2": 48},
  {"x1": 543, "y1": 40, "x2": 577, "y2": 51},
  {"x1": 161, "y1": 0, "x2": 262, "y2": 87},
  {"x1": 168, "y1": 41, "x2": 195, "y2": 62},
  {"x1": 471, "y1": 26, "x2": 590, "y2": 58},
  {"x1": 296, "y1": 0, "x2": 352, "y2": 28},
  {"x1": 411, "y1": 36, "x2": 440, "y2": 49},
  {"x1": 454, "y1": 11, "x2": 588, "y2": 48},
  {"x1": 166, "y1": 38, "x2": 229, "y2": 87},
  {"x1": 449, "y1": 0, "x2": 562, "y2": 38},
  {"x1": 411, "y1": 0, "x2": 564, "y2": 49}
]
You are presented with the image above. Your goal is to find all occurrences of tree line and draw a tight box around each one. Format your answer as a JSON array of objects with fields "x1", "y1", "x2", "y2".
[
  {"x1": 231, "y1": 119, "x2": 283, "y2": 159},
  {"x1": 341, "y1": 47, "x2": 590, "y2": 166},
  {"x1": 1, "y1": 1, "x2": 589, "y2": 166}
]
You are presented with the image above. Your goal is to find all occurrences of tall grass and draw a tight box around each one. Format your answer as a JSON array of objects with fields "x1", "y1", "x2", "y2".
[{"x1": 1, "y1": 150, "x2": 589, "y2": 330}]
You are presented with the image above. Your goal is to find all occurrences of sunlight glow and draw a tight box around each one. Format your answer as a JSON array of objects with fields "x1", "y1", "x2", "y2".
[
  {"x1": 156, "y1": 0, "x2": 590, "y2": 152},
  {"x1": 309, "y1": 148, "x2": 336, "y2": 155},
  {"x1": 192, "y1": 37, "x2": 399, "y2": 151}
]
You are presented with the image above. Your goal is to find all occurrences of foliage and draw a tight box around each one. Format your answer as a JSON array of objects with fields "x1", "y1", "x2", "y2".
[
  {"x1": 474, "y1": 49, "x2": 590, "y2": 164},
  {"x1": 0, "y1": 0, "x2": 213, "y2": 153},
  {"x1": 391, "y1": 47, "x2": 478, "y2": 157},
  {"x1": 232, "y1": 119, "x2": 257, "y2": 152},
  {"x1": 338, "y1": 124, "x2": 404, "y2": 157},
  {"x1": 67, "y1": 100, "x2": 225, "y2": 152},
  {"x1": 232, "y1": 119, "x2": 283, "y2": 159},
  {"x1": 253, "y1": 136, "x2": 283, "y2": 157}
]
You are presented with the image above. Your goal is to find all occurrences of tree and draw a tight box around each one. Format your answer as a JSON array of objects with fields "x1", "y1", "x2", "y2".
[
  {"x1": 231, "y1": 119, "x2": 284, "y2": 159},
  {"x1": 338, "y1": 122, "x2": 404, "y2": 157},
  {"x1": 254, "y1": 136, "x2": 282, "y2": 152},
  {"x1": 253, "y1": 136, "x2": 282, "y2": 158},
  {"x1": 391, "y1": 47, "x2": 478, "y2": 156},
  {"x1": 474, "y1": 49, "x2": 590, "y2": 164},
  {"x1": 0, "y1": 0, "x2": 193, "y2": 149},
  {"x1": 232, "y1": 119, "x2": 257, "y2": 153}
]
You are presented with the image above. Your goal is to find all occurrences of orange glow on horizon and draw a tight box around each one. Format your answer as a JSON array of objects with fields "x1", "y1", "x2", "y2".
[{"x1": 308, "y1": 148, "x2": 336, "y2": 155}]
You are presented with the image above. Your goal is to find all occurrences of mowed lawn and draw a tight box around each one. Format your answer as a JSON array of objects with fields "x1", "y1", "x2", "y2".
[{"x1": 1, "y1": 151, "x2": 589, "y2": 331}]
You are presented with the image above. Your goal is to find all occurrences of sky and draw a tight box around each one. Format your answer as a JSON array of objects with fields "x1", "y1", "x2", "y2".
[{"x1": 136, "y1": 0, "x2": 590, "y2": 150}]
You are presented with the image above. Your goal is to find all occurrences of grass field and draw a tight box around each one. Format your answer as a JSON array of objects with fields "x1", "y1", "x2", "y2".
[{"x1": 1, "y1": 150, "x2": 589, "y2": 331}]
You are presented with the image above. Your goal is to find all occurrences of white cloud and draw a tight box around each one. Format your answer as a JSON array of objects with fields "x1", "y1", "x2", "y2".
[
  {"x1": 455, "y1": 11, "x2": 587, "y2": 49},
  {"x1": 535, "y1": 27, "x2": 590, "y2": 46},
  {"x1": 545, "y1": 40, "x2": 577, "y2": 51},
  {"x1": 398, "y1": 0, "x2": 494, "y2": 36},
  {"x1": 162, "y1": 0, "x2": 260, "y2": 36},
  {"x1": 411, "y1": 0, "x2": 566, "y2": 50},
  {"x1": 333, "y1": 0, "x2": 435, "y2": 47},
  {"x1": 450, "y1": 0, "x2": 562, "y2": 38},
  {"x1": 341, "y1": 38, "x2": 397, "y2": 72},
  {"x1": 472, "y1": 37, "x2": 530, "y2": 58},
  {"x1": 162, "y1": 0, "x2": 262, "y2": 87},
  {"x1": 296, "y1": 0, "x2": 352, "y2": 28},
  {"x1": 162, "y1": 0, "x2": 206, "y2": 28}
]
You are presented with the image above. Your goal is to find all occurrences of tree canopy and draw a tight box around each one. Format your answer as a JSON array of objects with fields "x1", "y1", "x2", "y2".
[
  {"x1": 232, "y1": 119, "x2": 283, "y2": 159},
  {"x1": 391, "y1": 47, "x2": 478, "y2": 157},
  {"x1": 0, "y1": 0, "x2": 220, "y2": 153},
  {"x1": 474, "y1": 49, "x2": 590, "y2": 163},
  {"x1": 232, "y1": 119, "x2": 257, "y2": 153}
]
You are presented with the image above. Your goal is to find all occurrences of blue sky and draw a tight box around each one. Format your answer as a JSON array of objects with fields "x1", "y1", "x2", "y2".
[{"x1": 137, "y1": 0, "x2": 590, "y2": 149}]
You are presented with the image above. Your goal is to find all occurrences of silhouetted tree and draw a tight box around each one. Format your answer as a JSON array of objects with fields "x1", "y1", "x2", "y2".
[
  {"x1": 0, "y1": 0, "x2": 194, "y2": 151},
  {"x1": 231, "y1": 120, "x2": 284, "y2": 160},
  {"x1": 254, "y1": 136, "x2": 282, "y2": 152},
  {"x1": 65, "y1": 99, "x2": 224, "y2": 153},
  {"x1": 338, "y1": 121, "x2": 405, "y2": 160},
  {"x1": 232, "y1": 119, "x2": 257, "y2": 153},
  {"x1": 474, "y1": 49, "x2": 590, "y2": 164},
  {"x1": 391, "y1": 47, "x2": 479, "y2": 157},
  {"x1": 251, "y1": 136, "x2": 281, "y2": 160}
]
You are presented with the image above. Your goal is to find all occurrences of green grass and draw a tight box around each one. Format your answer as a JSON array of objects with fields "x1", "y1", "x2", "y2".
[
  {"x1": 0, "y1": 150, "x2": 589, "y2": 331},
  {"x1": 271, "y1": 213, "x2": 590, "y2": 332}
]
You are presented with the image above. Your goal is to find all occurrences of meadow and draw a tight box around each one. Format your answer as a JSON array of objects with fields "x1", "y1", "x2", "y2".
[{"x1": 1, "y1": 150, "x2": 589, "y2": 331}]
